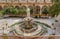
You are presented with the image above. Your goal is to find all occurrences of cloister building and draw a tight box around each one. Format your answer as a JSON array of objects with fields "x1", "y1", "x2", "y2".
[{"x1": 0, "y1": 0, "x2": 52, "y2": 17}]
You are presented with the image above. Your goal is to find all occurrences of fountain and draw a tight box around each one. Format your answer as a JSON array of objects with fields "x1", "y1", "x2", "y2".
[{"x1": 9, "y1": 7, "x2": 55, "y2": 36}]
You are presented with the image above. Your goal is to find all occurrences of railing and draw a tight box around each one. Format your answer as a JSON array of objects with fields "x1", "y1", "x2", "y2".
[{"x1": 0, "y1": 35, "x2": 60, "y2": 39}]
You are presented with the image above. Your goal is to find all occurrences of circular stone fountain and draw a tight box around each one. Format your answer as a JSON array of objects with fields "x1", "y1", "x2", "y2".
[{"x1": 9, "y1": 7, "x2": 55, "y2": 36}]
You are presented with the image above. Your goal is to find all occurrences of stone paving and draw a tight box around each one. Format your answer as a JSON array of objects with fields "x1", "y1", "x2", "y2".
[
  {"x1": 54, "y1": 15, "x2": 60, "y2": 35},
  {"x1": 0, "y1": 18, "x2": 60, "y2": 35}
]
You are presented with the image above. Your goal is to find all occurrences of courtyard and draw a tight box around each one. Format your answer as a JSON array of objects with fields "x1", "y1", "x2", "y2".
[
  {"x1": 0, "y1": 0, "x2": 60, "y2": 39},
  {"x1": 0, "y1": 17, "x2": 60, "y2": 36}
]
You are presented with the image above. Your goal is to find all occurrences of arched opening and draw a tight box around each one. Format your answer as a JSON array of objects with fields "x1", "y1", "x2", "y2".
[
  {"x1": 21, "y1": 6, "x2": 27, "y2": 13},
  {"x1": 4, "y1": 5, "x2": 14, "y2": 9},
  {"x1": 20, "y1": 6, "x2": 27, "y2": 17},
  {"x1": 35, "y1": 6, "x2": 40, "y2": 14},
  {"x1": 42, "y1": 6, "x2": 48, "y2": 16},
  {"x1": 29, "y1": 6, "x2": 34, "y2": 14},
  {"x1": 3, "y1": 5, "x2": 8, "y2": 9},
  {"x1": 0, "y1": 6, "x2": 3, "y2": 10},
  {"x1": 15, "y1": 6, "x2": 20, "y2": 9},
  {"x1": 34, "y1": 6, "x2": 40, "y2": 18}
]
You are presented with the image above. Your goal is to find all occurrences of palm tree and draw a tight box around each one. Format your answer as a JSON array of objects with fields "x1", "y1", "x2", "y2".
[{"x1": 49, "y1": 0, "x2": 60, "y2": 17}]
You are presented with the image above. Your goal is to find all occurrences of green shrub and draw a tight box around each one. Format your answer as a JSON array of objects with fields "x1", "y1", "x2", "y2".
[
  {"x1": 0, "y1": 10, "x2": 4, "y2": 17},
  {"x1": 21, "y1": 7, "x2": 26, "y2": 14},
  {"x1": 3, "y1": 6, "x2": 19, "y2": 15},
  {"x1": 30, "y1": 7, "x2": 33, "y2": 14},
  {"x1": 42, "y1": 6, "x2": 48, "y2": 14}
]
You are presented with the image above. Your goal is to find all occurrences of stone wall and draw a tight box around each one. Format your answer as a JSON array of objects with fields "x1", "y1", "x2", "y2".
[{"x1": 0, "y1": 36, "x2": 60, "y2": 39}]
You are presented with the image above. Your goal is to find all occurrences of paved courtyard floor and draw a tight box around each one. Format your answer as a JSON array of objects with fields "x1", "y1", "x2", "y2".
[{"x1": 0, "y1": 18, "x2": 60, "y2": 35}]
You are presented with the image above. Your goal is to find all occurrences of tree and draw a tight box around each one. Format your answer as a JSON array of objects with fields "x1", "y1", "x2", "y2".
[
  {"x1": 12, "y1": 8, "x2": 19, "y2": 15},
  {"x1": 3, "y1": 6, "x2": 19, "y2": 15},
  {"x1": 0, "y1": 10, "x2": 4, "y2": 17},
  {"x1": 21, "y1": 6, "x2": 26, "y2": 14},
  {"x1": 42, "y1": 6, "x2": 48, "y2": 15},
  {"x1": 30, "y1": 7, "x2": 33, "y2": 14},
  {"x1": 49, "y1": 0, "x2": 60, "y2": 17},
  {"x1": 52, "y1": 0, "x2": 60, "y2": 3}
]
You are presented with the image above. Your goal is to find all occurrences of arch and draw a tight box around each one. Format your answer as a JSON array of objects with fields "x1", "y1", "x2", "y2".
[
  {"x1": 35, "y1": 5, "x2": 40, "y2": 14},
  {"x1": 9, "y1": 5, "x2": 14, "y2": 8},
  {"x1": 42, "y1": 6, "x2": 48, "y2": 14},
  {"x1": 42, "y1": 6, "x2": 48, "y2": 9},
  {"x1": 3, "y1": 5, "x2": 8, "y2": 9},
  {"x1": 0, "y1": 6, "x2": 3, "y2": 10},
  {"x1": 20, "y1": 6, "x2": 27, "y2": 14},
  {"x1": 35, "y1": 5, "x2": 40, "y2": 9},
  {"x1": 28, "y1": 6, "x2": 34, "y2": 14},
  {"x1": 15, "y1": 6, "x2": 20, "y2": 9},
  {"x1": 21, "y1": 6, "x2": 27, "y2": 9},
  {"x1": 4, "y1": 5, "x2": 15, "y2": 10},
  {"x1": 28, "y1": 6, "x2": 34, "y2": 9}
]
